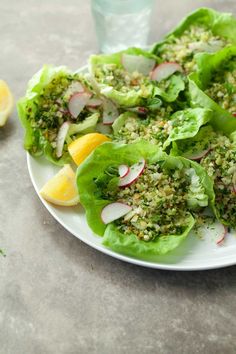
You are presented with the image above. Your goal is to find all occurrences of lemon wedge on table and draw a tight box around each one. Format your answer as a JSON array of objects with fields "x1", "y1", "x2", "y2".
[
  {"x1": 0, "y1": 80, "x2": 14, "y2": 127},
  {"x1": 40, "y1": 164, "x2": 79, "y2": 206},
  {"x1": 68, "y1": 132, "x2": 111, "y2": 166}
]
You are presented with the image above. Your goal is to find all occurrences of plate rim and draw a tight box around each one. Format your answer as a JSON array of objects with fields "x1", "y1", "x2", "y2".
[{"x1": 27, "y1": 153, "x2": 236, "y2": 271}]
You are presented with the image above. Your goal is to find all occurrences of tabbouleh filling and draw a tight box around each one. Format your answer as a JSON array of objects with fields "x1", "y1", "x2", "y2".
[
  {"x1": 94, "y1": 63, "x2": 151, "y2": 96},
  {"x1": 106, "y1": 164, "x2": 206, "y2": 241},
  {"x1": 26, "y1": 73, "x2": 97, "y2": 154},
  {"x1": 113, "y1": 108, "x2": 173, "y2": 147},
  {"x1": 200, "y1": 134, "x2": 236, "y2": 227},
  {"x1": 158, "y1": 25, "x2": 228, "y2": 73},
  {"x1": 205, "y1": 60, "x2": 236, "y2": 114}
]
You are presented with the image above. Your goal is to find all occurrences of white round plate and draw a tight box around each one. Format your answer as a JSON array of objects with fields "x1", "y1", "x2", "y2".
[{"x1": 27, "y1": 152, "x2": 236, "y2": 271}]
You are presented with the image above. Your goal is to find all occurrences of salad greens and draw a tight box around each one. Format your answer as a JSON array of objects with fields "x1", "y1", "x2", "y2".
[
  {"x1": 151, "y1": 8, "x2": 236, "y2": 73},
  {"x1": 89, "y1": 47, "x2": 185, "y2": 106},
  {"x1": 17, "y1": 7, "x2": 236, "y2": 258},
  {"x1": 189, "y1": 46, "x2": 236, "y2": 134},
  {"x1": 76, "y1": 141, "x2": 214, "y2": 257},
  {"x1": 17, "y1": 65, "x2": 101, "y2": 165}
]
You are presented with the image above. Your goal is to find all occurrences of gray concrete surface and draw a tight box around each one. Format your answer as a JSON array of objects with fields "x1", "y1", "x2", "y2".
[{"x1": 1, "y1": 1, "x2": 236, "y2": 353}]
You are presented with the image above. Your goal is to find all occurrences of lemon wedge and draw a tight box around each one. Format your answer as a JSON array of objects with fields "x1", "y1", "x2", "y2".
[
  {"x1": 0, "y1": 80, "x2": 14, "y2": 127},
  {"x1": 68, "y1": 132, "x2": 111, "y2": 166},
  {"x1": 40, "y1": 164, "x2": 79, "y2": 206}
]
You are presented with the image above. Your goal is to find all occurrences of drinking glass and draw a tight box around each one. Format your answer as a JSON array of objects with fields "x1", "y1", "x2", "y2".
[{"x1": 91, "y1": 0, "x2": 154, "y2": 53}]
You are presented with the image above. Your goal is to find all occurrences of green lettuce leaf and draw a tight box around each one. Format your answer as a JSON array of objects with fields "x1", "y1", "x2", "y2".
[
  {"x1": 76, "y1": 141, "x2": 214, "y2": 258},
  {"x1": 163, "y1": 108, "x2": 212, "y2": 149},
  {"x1": 17, "y1": 65, "x2": 99, "y2": 166},
  {"x1": 151, "y1": 8, "x2": 236, "y2": 55},
  {"x1": 89, "y1": 47, "x2": 184, "y2": 106},
  {"x1": 188, "y1": 46, "x2": 236, "y2": 135}
]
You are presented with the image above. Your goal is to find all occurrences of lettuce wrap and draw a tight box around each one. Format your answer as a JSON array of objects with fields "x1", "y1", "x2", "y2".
[
  {"x1": 17, "y1": 65, "x2": 100, "y2": 165},
  {"x1": 189, "y1": 46, "x2": 236, "y2": 134},
  {"x1": 151, "y1": 8, "x2": 236, "y2": 73},
  {"x1": 89, "y1": 47, "x2": 185, "y2": 106},
  {"x1": 76, "y1": 141, "x2": 214, "y2": 258}
]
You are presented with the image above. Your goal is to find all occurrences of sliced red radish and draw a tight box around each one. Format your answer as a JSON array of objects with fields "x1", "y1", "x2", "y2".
[
  {"x1": 86, "y1": 97, "x2": 103, "y2": 108},
  {"x1": 101, "y1": 202, "x2": 132, "y2": 224},
  {"x1": 187, "y1": 147, "x2": 211, "y2": 161},
  {"x1": 56, "y1": 121, "x2": 71, "y2": 157},
  {"x1": 102, "y1": 99, "x2": 119, "y2": 125},
  {"x1": 233, "y1": 113, "x2": 236, "y2": 117},
  {"x1": 151, "y1": 62, "x2": 183, "y2": 82},
  {"x1": 122, "y1": 54, "x2": 156, "y2": 76},
  {"x1": 216, "y1": 225, "x2": 228, "y2": 245},
  {"x1": 68, "y1": 92, "x2": 92, "y2": 118},
  {"x1": 118, "y1": 158, "x2": 145, "y2": 187},
  {"x1": 127, "y1": 107, "x2": 148, "y2": 115},
  {"x1": 118, "y1": 164, "x2": 130, "y2": 178},
  {"x1": 96, "y1": 122, "x2": 112, "y2": 135}
]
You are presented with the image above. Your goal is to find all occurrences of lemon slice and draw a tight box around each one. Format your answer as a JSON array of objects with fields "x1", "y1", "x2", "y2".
[
  {"x1": 68, "y1": 132, "x2": 111, "y2": 166},
  {"x1": 0, "y1": 80, "x2": 14, "y2": 127},
  {"x1": 40, "y1": 164, "x2": 79, "y2": 206}
]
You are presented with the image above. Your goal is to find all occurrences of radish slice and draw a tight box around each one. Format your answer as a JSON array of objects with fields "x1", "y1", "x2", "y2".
[
  {"x1": 68, "y1": 92, "x2": 92, "y2": 118},
  {"x1": 56, "y1": 121, "x2": 71, "y2": 157},
  {"x1": 233, "y1": 113, "x2": 236, "y2": 117},
  {"x1": 118, "y1": 158, "x2": 145, "y2": 187},
  {"x1": 118, "y1": 165, "x2": 130, "y2": 178},
  {"x1": 103, "y1": 99, "x2": 119, "y2": 125},
  {"x1": 216, "y1": 225, "x2": 228, "y2": 245},
  {"x1": 151, "y1": 62, "x2": 183, "y2": 82},
  {"x1": 122, "y1": 54, "x2": 156, "y2": 75},
  {"x1": 96, "y1": 122, "x2": 112, "y2": 135},
  {"x1": 86, "y1": 97, "x2": 103, "y2": 108},
  {"x1": 127, "y1": 107, "x2": 148, "y2": 115},
  {"x1": 187, "y1": 147, "x2": 211, "y2": 161},
  {"x1": 101, "y1": 202, "x2": 132, "y2": 224}
]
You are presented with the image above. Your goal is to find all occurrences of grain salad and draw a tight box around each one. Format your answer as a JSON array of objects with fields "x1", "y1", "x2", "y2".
[
  {"x1": 106, "y1": 163, "x2": 207, "y2": 241},
  {"x1": 158, "y1": 25, "x2": 228, "y2": 73},
  {"x1": 200, "y1": 134, "x2": 236, "y2": 228}
]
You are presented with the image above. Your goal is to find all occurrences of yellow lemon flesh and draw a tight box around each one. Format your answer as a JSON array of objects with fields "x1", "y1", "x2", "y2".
[
  {"x1": 0, "y1": 80, "x2": 14, "y2": 127},
  {"x1": 68, "y1": 132, "x2": 111, "y2": 166},
  {"x1": 40, "y1": 164, "x2": 79, "y2": 206}
]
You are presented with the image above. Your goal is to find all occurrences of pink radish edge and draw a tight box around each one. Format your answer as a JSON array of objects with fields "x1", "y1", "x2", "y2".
[
  {"x1": 68, "y1": 92, "x2": 92, "y2": 118},
  {"x1": 118, "y1": 158, "x2": 145, "y2": 188},
  {"x1": 118, "y1": 164, "x2": 130, "y2": 178},
  {"x1": 216, "y1": 225, "x2": 228, "y2": 245},
  {"x1": 101, "y1": 202, "x2": 132, "y2": 224},
  {"x1": 151, "y1": 62, "x2": 183, "y2": 82}
]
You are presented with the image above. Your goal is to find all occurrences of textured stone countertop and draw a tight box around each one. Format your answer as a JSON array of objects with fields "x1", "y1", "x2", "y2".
[{"x1": 1, "y1": 1, "x2": 236, "y2": 353}]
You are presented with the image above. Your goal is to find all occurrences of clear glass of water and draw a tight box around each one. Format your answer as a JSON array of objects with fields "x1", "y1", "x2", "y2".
[{"x1": 91, "y1": 0, "x2": 154, "y2": 53}]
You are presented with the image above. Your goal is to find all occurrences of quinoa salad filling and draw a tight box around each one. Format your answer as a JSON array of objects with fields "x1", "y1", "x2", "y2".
[
  {"x1": 205, "y1": 59, "x2": 236, "y2": 114},
  {"x1": 105, "y1": 163, "x2": 207, "y2": 241},
  {"x1": 158, "y1": 25, "x2": 229, "y2": 73},
  {"x1": 200, "y1": 134, "x2": 236, "y2": 227},
  {"x1": 94, "y1": 63, "x2": 151, "y2": 96},
  {"x1": 113, "y1": 108, "x2": 173, "y2": 147},
  {"x1": 26, "y1": 73, "x2": 99, "y2": 155}
]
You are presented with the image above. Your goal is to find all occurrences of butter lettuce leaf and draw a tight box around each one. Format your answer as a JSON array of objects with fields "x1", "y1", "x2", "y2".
[
  {"x1": 151, "y1": 8, "x2": 236, "y2": 55},
  {"x1": 17, "y1": 65, "x2": 99, "y2": 166},
  {"x1": 188, "y1": 46, "x2": 236, "y2": 135},
  {"x1": 76, "y1": 141, "x2": 214, "y2": 258}
]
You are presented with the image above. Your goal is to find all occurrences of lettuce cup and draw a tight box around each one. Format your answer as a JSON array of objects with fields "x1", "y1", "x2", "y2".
[
  {"x1": 76, "y1": 141, "x2": 214, "y2": 258},
  {"x1": 17, "y1": 65, "x2": 104, "y2": 165},
  {"x1": 151, "y1": 8, "x2": 236, "y2": 73},
  {"x1": 189, "y1": 46, "x2": 236, "y2": 134}
]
